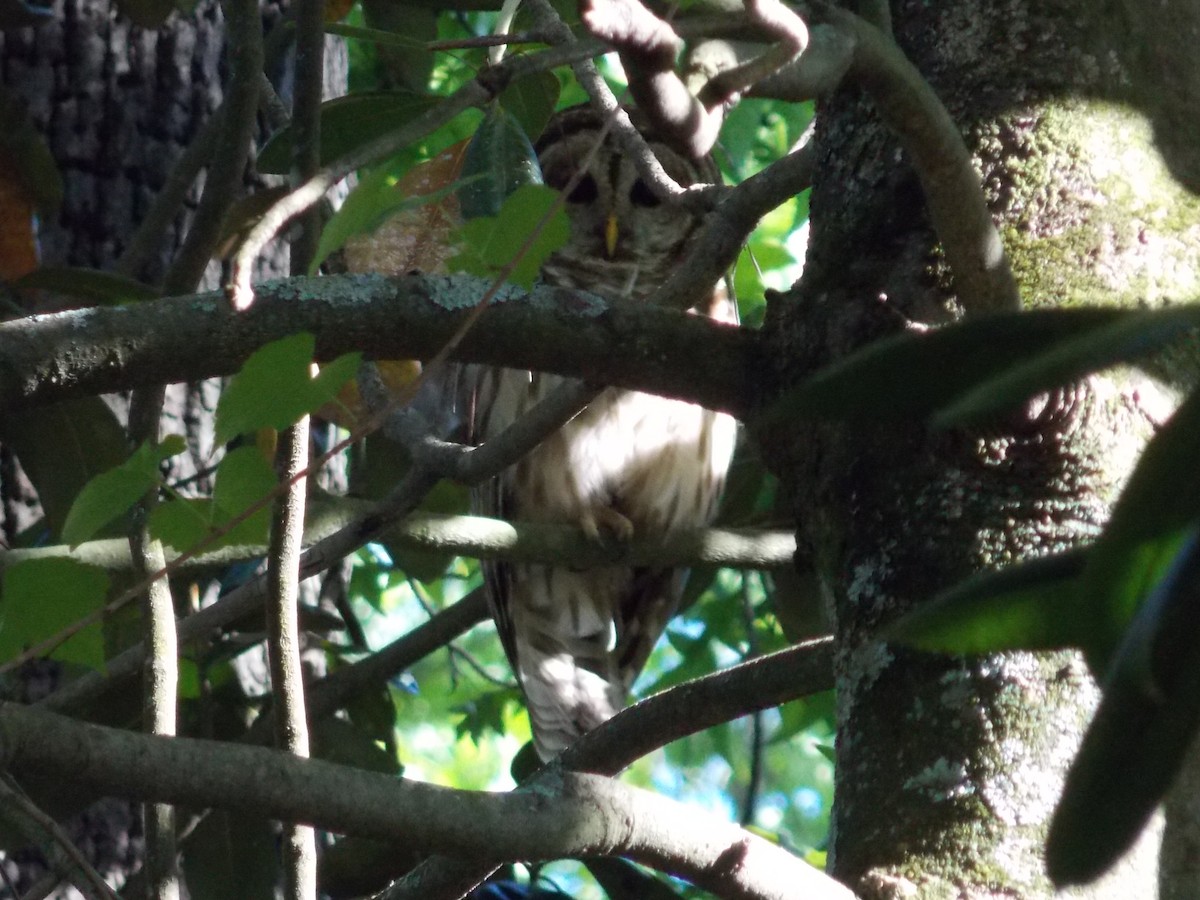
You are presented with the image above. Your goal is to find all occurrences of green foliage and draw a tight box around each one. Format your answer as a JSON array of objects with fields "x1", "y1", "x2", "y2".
[
  {"x1": 0, "y1": 397, "x2": 129, "y2": 540},
  {"x1": 60, "y1": 434, "x2": 185, "y2": 547},
  {"x1": 1047, "y1": 527, "x2": 1200, "y2": 887},
  {"x1": 0, "y1": 558, "x2": 108, "y2": 669},
  {"x1": 13, "y1": 267, "x2": 160, "y2": 305},
  {"x1": 150, "y1": 446, "x2": 278, "y2": 551},
  {"x1": 889, "y1": 549, "x2": 1088, "y2": 654},
  {"x1": 256, "y1": 92, "x2": 440, "y2": 174},
  {"x1": 458, "y1": 103, "x2": 543, "y2": 220},
  {"x1": 309, "y1": 164, "x2": 469, "y2": 273},
  {"x1": 214, "y1": 332, "x2": 360, "y2": 443},
  {"x1": 449, "y1": 183, "x2": 570, "y2": 288}
]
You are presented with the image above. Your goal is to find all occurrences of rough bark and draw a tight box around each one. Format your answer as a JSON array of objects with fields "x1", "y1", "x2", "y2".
[
  {"x1": 757, "y1": 0, "x2": 1199, "y2": 896},
  {"x1": 0, "y1": 0, "x2": 346, "y2": 893}
]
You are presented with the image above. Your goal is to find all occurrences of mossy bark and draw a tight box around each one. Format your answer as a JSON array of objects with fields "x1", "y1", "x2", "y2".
[{"x1": 757, "y1": 0, "x2": 1200, "y2": 895}]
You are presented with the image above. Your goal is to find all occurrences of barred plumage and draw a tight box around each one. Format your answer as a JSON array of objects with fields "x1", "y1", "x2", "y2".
[{"x1": 471, "y1": 107, "x2": 738, "y2": 759}]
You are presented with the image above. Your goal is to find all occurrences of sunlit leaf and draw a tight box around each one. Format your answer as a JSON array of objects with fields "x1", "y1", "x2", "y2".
[
  {"x1": 215, "y1": 333, "x2": 361, "y2": 443},
  {"x1": 211, "y1": 446, "x2": 278, "y2": 546},
  {"x1": 1047, "y1": 528, "x2": 1200, "y2": 887},
  {"x1": 0, "y1": 558, "x2": 108, "y2": 669},
  {"x1": 449, "y1": 183, "x2": 568, "y2": 289},
  {"x1": 61, "y1": 436, "x2": 185, "y2": 547},
  {"x1": 1078, "y1": 386, "x2": 1200, "y2": 669},
  {"x1": 888, "y1": 549, "x2": 1088, "y2": 654}
]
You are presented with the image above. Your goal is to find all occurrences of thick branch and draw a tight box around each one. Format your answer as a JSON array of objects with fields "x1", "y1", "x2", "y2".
[
  {"x1": 379, "y1": 636, "x2": 836, "y2": 897},
  {"x1": 0, "y1": 274, "x2": 758, "y2": 416},
  {"x1": 0, "y1": 703, "x2": 852, "y2": 900}
]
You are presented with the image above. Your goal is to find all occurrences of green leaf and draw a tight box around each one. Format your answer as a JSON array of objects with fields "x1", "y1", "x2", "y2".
[
  {"x1": 151, "y1": 447, "x2": 277, "y2": 552},
  {"x1": 457, "y1": 103, "x2": 542, "y2": 220},
  {"x1": 498, "y1": 72, "x2": 560, "y2": 149},
  {"x1": 257, "y1": 92, "x2": 439, "y2": 174},
  {"x1": 215, "y1": 333, "x2": 361, "y2": 443},
  {"x1": 0, "y1": 398, "x2": 128, "y2": 539},
  {"x1": 449, "y1": 183, "x2": 569, "y2": 289},
  {"x1": 1047, "y1": 528, "x2": 1200, "y2": 887},
  {"x1": 211, "y1": 446, "x2": 277, "y2": 546},
  {"x1": 308, "y1": 165, "x2": 469, "y2": 273},
  {"x1": 148, "y1": 498, "x2": 215, "y2": 552},
  {"x1": 760, "y1": 307, "x2": 1129, "y2": 428},
  {"x1": 60, "y1": 437, "x2": 184, "y2": 547},
  {"x1": 1078, "y1": 386, "x2": 1200, "y2": 668},
  {"x1": 0, "y1": 558, "x2": 108, "y2": 669},
  {"x1": 13, "y1": 267, "x2": 160, "y2": 306},
  {"x1": 936, "y1": 304, "x2": 1200, "y2": 425},
  {"x1": 887, "y1": 549, "x2": 1088, "y2": 654}
]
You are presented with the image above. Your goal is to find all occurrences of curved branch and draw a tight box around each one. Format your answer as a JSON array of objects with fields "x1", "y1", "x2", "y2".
[
  {"x1": 0, "y1": 702, "x2": 853, "y2": 900},
  {"x1": 813, "y1": 3, "x2": 1020, "y2": 315},
  {"x1": 0, "y1": 274, "x2": 759, "y2": 416},
  {"x1": 380, "y1": 636, "x2": 836, "y2": 897}
]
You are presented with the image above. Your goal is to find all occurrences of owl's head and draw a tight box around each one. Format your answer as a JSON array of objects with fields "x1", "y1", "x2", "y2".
[{"x1": 534, "y1": 106, "x2": 716, "y2": 295}]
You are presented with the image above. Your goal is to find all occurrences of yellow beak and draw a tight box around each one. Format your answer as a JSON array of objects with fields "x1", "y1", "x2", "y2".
[{"x1": 605, "y1": 214, "x2": 619, "y2": 258}]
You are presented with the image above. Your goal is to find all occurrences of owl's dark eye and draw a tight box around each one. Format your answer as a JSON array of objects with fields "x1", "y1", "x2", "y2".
[
  {"x1": 629, "y1": 179, "x2": 661, "y2": 208},
  {"x1": 566, "y1": 174, "x2": 599, "y2": 204}
]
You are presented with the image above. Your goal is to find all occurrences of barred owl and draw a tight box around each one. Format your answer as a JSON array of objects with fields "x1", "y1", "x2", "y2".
[{"x1": 471, "y1": 107, "x2": 738, "y2": 759}]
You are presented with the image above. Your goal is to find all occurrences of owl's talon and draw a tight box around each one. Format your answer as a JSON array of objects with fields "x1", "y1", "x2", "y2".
[{"x1": 580, "y1": 509, "x2": 635, "y2": 544}]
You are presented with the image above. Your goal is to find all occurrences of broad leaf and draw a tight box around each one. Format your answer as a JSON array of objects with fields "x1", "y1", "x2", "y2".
[
  {"x1": 0, "y1": 398, "x2": 128, "y2": 539},
  {"x1": 498, "y1": 71, "x2": 560, "y2": 143},
  {"x1": 1047, "y1": 528, "x2": 1200, "y2": 887},
  {"x1": 762, "y1": 308, "x2": 1128, "y2": 426},
  {"x1": 14, "y1": 267, "x2": 159, "y2": 305},
  {"x1": 0, "y1": 558, "x2": 109, "y2": 669},
  {"x1": 449, "y1": 184, "x2": 569, "y2": 289},
  {"x1": 151, "y1": 447, "x2": 276, "y2": 551},
  {"x1": 936, "y1": 304, "x2": 1200, "y2": 425},
  {"x1": 215, "y1": 333, "x2": 360, "y2": 443},
  {"x1": 211, "y1": 446, "x2": 277, "y2": 545},
  {"x1": 888, "y1": 549, "x2": 1088, "y2": 654},
  {"x1": 257, "y1": 92, "x2": 439, "y2": 174},
  {"x1": 458, "y1": 103, "x2": 542, "y2": 220},
  {"x1": 61, "y1": 435, "x2": 185, "y2": 547},
  {"x1": 1077, "y1": 386, "x2": 1200, "y2": 668}
]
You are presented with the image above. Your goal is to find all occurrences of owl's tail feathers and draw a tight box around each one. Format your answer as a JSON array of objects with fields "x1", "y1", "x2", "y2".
[{"x1": 519, "y1": 647, "x2": 624, "y2": 760}]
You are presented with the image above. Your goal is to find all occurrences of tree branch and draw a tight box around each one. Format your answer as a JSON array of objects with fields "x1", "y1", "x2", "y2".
[
  {"x1": 811, "y1": 2, "x2": 1020, "y2": 315},
  {"x1": 0, "y1": 275, "x2": 758, "y2": 416},
  {"x1": 375, "y1": 636, "x2": 836, "y2": 897},
  {"x1": 0, "y1": 701, "x2": 852, "y2": 900},
  {"x1": 0, "y1": 511, "x2": 796, "y2": 578}
]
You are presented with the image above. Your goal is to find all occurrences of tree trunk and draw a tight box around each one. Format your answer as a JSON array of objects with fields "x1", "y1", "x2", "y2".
[
  {"x1": 759, "y1": 1, "x2": 1199, "y2": 895},
  {"x1": 0, "y1": 1, "x2": 345, "y2": 894}
]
